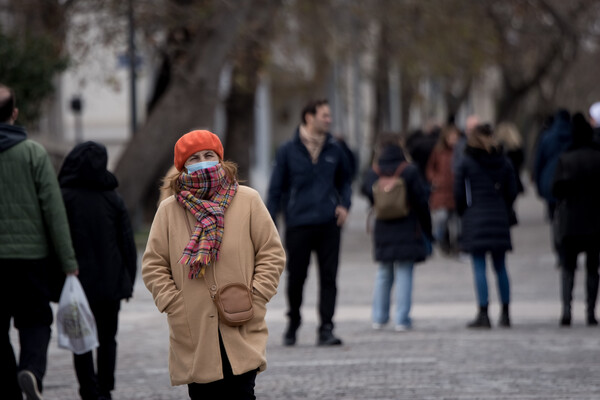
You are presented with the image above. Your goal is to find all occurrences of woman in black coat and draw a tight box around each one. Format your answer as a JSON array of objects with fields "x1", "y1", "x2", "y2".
[
  {"x1": 454, "y1": 124, "x2": 518, "y2": 329},
  {"x1": 361, "y1": 144, "x2": 432, "y2": 331},
  {"x1": 59, "y1": 141, "x2": 137, "y2": 400},
  {"x1": 552, "y1": 113, "x2": 600, "y2": 327}
]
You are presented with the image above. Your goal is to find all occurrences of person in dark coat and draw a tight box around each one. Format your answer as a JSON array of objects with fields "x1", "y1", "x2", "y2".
[
  {"x1": 58, "y1": 141, "x2": 137, "y2": 400},
  {"x1": 267, "y1": 99, "x2": 352, "y2": 346},
  {"x1": 454, "y1": 124, "x2": 518, "y2": 329},
  {"x1": 532, "y1": 109, "x2": 572, "y2": 269},
  {"x1": 533, "y1": 109, "x2": 572, "y2": 213},
  {"x1": 361, "y1": 144, "x2": 433, "y2": 331},
  {"x1": 405, "y1": 124, "x2": 440, "y2": 181},
  {"x1": 552, "y1": 113, "x2": 600, "y2": 327}
]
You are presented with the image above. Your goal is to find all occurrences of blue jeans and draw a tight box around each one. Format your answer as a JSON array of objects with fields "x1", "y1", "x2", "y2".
[
  {"x1": 471, "y1": 252, "x2": 510, "y2": 307},
  {"x1": 431, "y1": 209, "x2": 449, "y2": 243},
  {"x1": 431, "y1": 209, "x2": 459, "y2": 251},
  {"x1": 372, "y1": 261, "x2": 414, "y2": 327}
]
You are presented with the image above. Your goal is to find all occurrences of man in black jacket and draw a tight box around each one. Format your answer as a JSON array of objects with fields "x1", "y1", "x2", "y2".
[
  {"x1": 267, "y1": 99, "x2": 352, "y2": 346},
  {"x1": 552, "y1": 113, "x2": 600, "y2": 327}
]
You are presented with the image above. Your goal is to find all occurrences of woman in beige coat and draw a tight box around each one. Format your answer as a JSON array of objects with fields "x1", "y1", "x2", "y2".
[{"x1": 142, "y1": 130, "x2": 285, "y2": 399}]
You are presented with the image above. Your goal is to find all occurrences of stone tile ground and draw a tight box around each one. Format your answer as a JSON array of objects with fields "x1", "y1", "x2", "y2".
[{"x1": 12, "y1": 188, "x2": 600, "y2": 399}]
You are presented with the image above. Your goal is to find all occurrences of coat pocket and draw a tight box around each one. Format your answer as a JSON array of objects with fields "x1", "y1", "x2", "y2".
[{"x1": 166, "y1": 293, "x2": 192, "y2": 348}]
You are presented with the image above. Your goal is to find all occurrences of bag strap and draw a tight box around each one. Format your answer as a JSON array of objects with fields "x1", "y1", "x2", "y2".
[
  {"x1": 373, "y1": 161, "x2": 408, "y2": 178},
  {"x1": 180, "y1": 205, "x2": 252, "y2": 300}
]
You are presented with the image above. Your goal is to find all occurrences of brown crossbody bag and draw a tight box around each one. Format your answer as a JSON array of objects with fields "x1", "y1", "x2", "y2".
[{"x1": 183, "y1": 208, "x2": 254, "y2": 326}]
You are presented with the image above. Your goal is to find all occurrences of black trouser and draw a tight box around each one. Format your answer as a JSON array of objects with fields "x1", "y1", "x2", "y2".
[
  {"x1": 285, "y1": 222, "x2": 341, "y2": 328},
  {"x1": 548, "y1": 202, "x2": 566, "y2": 267},
  {"x1": 561, "y1": 237, "x2": 600, "y2": 319},
  {"x1": 73, "y1": 299, "x2": 121, "y2": 400},
  {"x1": 1, "y1": 259, "x2": 53, "y2": 400},
  {"x1": 188, "y1": 331, "x2": 257, "y2": 399}
]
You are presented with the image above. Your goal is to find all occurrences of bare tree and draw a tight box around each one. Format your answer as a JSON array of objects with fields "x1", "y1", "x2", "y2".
[
  {"x1": 114, "y1": 0, "x2": 252, "y2": 218},
  {"x1": 223, "y1": 0, "x2": 282, "y2": 182},
  {"x1": 483, "y1": 0, "x2": 593, "y2": 122},
  {"x1": 368, "y1": 0, "x2": 493, "y2": 131}
]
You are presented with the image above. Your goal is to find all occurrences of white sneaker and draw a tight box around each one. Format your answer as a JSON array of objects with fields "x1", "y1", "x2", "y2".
[
  {"x1": 18, "y1": 370, "x2": 43, "y2": 400},
  {"x1": 394, "y1": 324, "x2": 410, "y2": 332},
  {"x1": 372, "y1": 323, "x2": 385, "y2": 330}
]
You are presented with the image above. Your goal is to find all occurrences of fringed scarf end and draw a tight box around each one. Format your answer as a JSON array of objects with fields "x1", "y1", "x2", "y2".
[
  {"x1": 183, "y1": 252, "x2": 217, "y2": 280},
  {"x1": 179, "y1": 254, "x2": 191, "y2": 265}
]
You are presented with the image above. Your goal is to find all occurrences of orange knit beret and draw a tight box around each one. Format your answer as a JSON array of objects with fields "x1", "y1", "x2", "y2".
[{"x1": 173, "y1": 130, "x2": 224, "y2": 171}]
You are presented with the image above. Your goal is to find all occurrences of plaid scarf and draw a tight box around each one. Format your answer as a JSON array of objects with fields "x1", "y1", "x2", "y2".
[{"x1": 176, "y1": 164, "x2": 238, "y2": 279}]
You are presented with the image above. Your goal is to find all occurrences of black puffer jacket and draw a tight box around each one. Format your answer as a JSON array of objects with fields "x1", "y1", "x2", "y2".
[
  {"x1": 58, "y1": 141, "x2": 137, "y2": 303},
  {"x1": 361, "y1": 145, "x2": 432, "y2": 263},
  {"x1": 454, "y1": 146, "x2": 517, "y2": 254}
]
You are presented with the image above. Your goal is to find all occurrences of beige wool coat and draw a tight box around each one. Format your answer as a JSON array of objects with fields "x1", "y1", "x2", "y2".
[{"x1": 142, "y1": 185, "x2": 285, "y2": 385}]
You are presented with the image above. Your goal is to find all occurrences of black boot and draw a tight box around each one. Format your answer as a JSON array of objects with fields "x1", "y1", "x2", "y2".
[
  {"x1": 586, "y1": 266, "x2": 599, "y2": 326},
  {"x1": 499, "y1": 303, "x2": 510, "y2": 328},
  {"x1": 283, "y1": 320, "x2": 300, "y2": 346},
  {"x1": 586, "y1": 289, "x2": 598, "y2": 326},
  {"x1": 317, "y1": 323, "x2": 342, "y2": 346},
  {"x1": 561, "y1": 267, "x2": 574, "y2": 327},
  {"x1": 467, "y1": 306, "x2": 491, "y2": 329}
]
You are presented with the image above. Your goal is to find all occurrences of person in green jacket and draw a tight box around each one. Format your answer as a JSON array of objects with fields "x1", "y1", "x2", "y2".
[{"x1": 0, "y1": 84, "x2": 78, "y2": 400}]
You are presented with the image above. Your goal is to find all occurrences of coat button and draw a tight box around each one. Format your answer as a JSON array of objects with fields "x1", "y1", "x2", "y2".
[{"x1": 210, "y1": 285, "x2": 217, "y2": 291}]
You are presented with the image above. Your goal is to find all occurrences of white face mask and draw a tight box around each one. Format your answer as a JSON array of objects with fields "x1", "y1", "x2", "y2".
[{"x1": 187, "y1": 161, "x2": 218, "y2": 173}]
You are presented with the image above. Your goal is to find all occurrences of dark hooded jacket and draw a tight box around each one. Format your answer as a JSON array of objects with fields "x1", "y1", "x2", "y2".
[
  {"x1": 361, "y1": 145, "x2": 432, "y2": 263},
  {"x1": 533, "y1": 109, "x2": 572, "y2": 204},
  {"x1": 59, "y1": 141, "x2": 137, "y2": 303},
  {"x1": 552, "y1": 114, "x2": 600, "y2": 243},
  {"x1": 454, "y1": 145, "x2": 517, "y2": 254}
]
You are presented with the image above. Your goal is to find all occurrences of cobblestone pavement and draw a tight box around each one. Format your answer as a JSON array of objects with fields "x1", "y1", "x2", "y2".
[{"x1": 12, "y1": 188, "x2": 600, "y2": 399}]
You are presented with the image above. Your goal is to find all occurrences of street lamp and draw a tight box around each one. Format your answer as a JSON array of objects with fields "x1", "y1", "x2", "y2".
[
  {"x1": 70, "y1": 95, "x2": 84, "y2": 144},
  {"x1": 128, "y1": 0, "x2": 137, "y2": 136}
]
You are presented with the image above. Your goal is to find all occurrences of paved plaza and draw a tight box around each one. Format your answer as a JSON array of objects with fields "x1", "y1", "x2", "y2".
[{"x1": 13, "y1": 187, "x2": 600, "y2": 399}]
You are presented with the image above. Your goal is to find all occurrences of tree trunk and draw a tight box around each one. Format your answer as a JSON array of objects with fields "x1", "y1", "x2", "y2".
[
  {"x1": 225, "y1": 85, "x2": 255, "y2": 182},
  {"x1": 114, "y1": 2, "x2": 252, "y2": 222},
  {"x1": 224, "y1": 1, "x2": 281, "y2": 182},
  {"x1": 373, "y1": 23, "x2": 390, "y2": 141},
  {"x1": 484, "y1": 0, "x2": 582, "y2": 123},
  {"x1": 443, "y1": 77, "x2": 471, "y2": 123},
  {"x1": 400, "y1": 67, "x2": 415, "y2": 135}
]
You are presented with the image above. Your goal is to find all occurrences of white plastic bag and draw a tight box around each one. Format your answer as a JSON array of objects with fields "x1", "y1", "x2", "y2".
[{"x1": 56, "y1": 275, "x2": 99, "y2": 354}]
